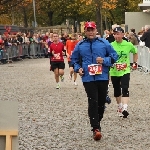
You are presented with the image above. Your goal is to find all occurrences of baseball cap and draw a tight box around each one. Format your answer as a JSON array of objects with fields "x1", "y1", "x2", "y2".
[
  {"x1": 84, "y1": 22, "x2": 96, "y2": 29},
  {"x1": 113, "y1": 27, "x2": 124, "y2": 33}
]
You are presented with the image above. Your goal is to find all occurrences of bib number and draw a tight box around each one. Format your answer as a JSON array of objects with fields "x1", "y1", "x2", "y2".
[
  {"x1": 54, "y1": 53, "x2": 60, "y2": 59},
  {"x1": 115, "y1": 63, "x2": 127, "y2": 71},
  {"x1": 88, "y1": 64, "x2": 102, "y2": 75}
]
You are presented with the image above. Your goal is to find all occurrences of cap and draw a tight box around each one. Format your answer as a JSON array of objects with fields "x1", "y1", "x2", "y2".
[
  {"x1": 113, "y1": 27, "x2": 124, "y2": 33},
  {"x1": 84, "y1": 22, "x2": 96, "y2": 29}
]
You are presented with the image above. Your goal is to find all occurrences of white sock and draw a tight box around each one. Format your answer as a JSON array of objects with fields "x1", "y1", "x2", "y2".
[
  {"x1": 57, "y1": 82, "x2": 59, "y2": 85},
  {"x1": 118, "y1": 103, "x2": 123, "y2": 109},
  {"x1": 123, "y1": 104, "x2": 128, "y2": 111}
]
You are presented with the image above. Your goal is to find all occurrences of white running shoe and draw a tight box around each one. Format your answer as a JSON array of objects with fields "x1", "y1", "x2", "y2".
[
  {"x1": 56, "y1": 84, "x2": 60, "y2": 89},
  {"x1": 74, "y1": 82, "x2": 78, "y2": 86},
  {"x1": 117, "y1": 108, "x2": 123, "y2": 117}
]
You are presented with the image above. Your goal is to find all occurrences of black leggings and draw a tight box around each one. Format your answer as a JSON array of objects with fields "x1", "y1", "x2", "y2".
[
  {"x1": 83, "y1": 81, "x2": 108, "y2": 129},
  {"x1": 111, "y1": 73, "x2": 130, "y2": 97}
]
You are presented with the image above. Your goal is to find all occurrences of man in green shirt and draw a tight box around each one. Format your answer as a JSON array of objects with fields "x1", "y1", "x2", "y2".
[{"x1": 110, "y1": 27, "x2": 138, "y2": 118}]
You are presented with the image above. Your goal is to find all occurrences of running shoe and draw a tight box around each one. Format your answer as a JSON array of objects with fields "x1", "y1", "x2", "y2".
[
  {"x1": 74, "y1": 82, "x2": 78, "y2": 86},
  {"x1": 117, "y1": 108, "x2": 123, "y2": 117},
  {"x1": 105, "y1": 95, "x2": 111, "y2": 104},
  {"x1": 93, "y1": 129, "x2": 102, "y2": 141},
  {"x1": 122, "y1": 110, "x2": 129, "y2": 118},
  {"x1": 56, "y1": 84, "x2": 60, "y2": 89},
  {"x1": 60, "y1": 75, "x2": 64, "y2": 82}
]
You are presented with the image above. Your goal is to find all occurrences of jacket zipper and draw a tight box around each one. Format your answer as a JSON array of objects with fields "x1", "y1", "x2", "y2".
[{"x1": 90, "y1": 41, "x2": 95, "y2": 80}]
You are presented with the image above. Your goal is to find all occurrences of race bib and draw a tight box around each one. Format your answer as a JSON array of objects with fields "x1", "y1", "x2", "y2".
[
  {"x1": 115, "y1": 63, "x2": 127, "y2": 71},
  {"x1": 54, "y1": 53, "x2": 60, "y2": 59},
  {"x1": 88, "y1": 64, "x2": 102, "y2": 75}
]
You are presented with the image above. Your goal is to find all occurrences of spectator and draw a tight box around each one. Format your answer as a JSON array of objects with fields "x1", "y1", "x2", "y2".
[
  {"x1": 130, "y1": 28, "x2": 140, "y2": 43},
  {"x1": 128, "y1": 32, "x2": 139, "y2": 45},
  {"x1": 140, "y1": 25, "x2": 150, "y2": 48}
]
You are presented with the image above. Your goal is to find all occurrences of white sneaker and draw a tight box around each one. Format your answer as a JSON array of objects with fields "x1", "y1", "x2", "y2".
[
  {"x1": 74, "y1": 82, "x2": 78, "y2": 86},
  {"x1": 56, "y1": 84, "x2": 60, "y2": 89},
  {"x1": 117, "y1": 108, "x2": 123, "y2": 117}
]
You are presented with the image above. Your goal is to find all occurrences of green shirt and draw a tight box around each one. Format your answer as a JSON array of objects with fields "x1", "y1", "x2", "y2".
[{"x1": 109, "y1": 40, "x2": 137, "y2": 76}]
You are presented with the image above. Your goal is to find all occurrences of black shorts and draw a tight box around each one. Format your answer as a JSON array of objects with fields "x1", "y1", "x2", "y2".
[
  {"x1": 68, "y1": 61, "x2": 74, "y2": 68},
  {"x1": 51, "y1": 61, "x2": 65, "y2": 71},
  {"x1": 111, "y1": 73, "x2": 130, "y2": 89}
]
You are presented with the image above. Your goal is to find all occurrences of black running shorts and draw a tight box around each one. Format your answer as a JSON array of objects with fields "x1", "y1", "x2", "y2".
[{"x1": 51, "y1": 61, "x2": 65, "y2": 71}]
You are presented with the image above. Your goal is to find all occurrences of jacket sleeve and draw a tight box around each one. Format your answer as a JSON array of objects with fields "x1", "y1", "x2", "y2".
[
  {"x1": 102, "y1": 41, "x2": 118, "y2": 66},
  {"x1": 71, "y1": 43, "x2": 81, "y2": 72}
]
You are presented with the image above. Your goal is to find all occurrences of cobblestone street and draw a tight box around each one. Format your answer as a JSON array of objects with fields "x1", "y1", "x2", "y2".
[{"x1": 0, "y1": 58, "x2": 150, "y2": 150}]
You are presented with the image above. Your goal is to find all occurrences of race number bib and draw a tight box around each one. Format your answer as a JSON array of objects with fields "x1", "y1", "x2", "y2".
[
  {"x1": 54, "y1": 53, "x2": 60, "y2": 59},
  {"x1": 115, "y1": 63, "x2": 127, "y2": 71},
  {"x1": 88, "y1": 64, "x2": 102, "y2": 75}
]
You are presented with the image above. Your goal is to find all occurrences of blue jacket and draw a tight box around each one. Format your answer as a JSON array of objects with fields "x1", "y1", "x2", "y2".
[{"x1": 71, "y1": 37, "x2": 118, "y2": 82}]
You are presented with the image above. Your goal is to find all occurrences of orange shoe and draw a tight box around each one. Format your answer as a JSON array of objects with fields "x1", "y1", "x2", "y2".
[{"x1": 93, "y1": 129, "x2": 102, "y2": 141}]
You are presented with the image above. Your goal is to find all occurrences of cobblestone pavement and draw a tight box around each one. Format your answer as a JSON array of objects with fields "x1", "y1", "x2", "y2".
[{"x1": 0, "y1": 58, "x2": 150, "y2": 150}]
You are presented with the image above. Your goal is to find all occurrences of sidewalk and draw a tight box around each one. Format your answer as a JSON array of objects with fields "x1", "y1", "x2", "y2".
[{"x1": 0, "y1": 58, "x2": 150, "y2": 150}]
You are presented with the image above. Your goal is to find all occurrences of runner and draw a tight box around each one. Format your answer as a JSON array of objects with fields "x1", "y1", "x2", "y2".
[
  {"x1": 49, "y1": 33, "x2": 65, "y2": 89},
  {"x1": 110, "y1": 27, "x2": 138, "y2": 118},
  {"x1": 66, "y1": 33, "x2": 79, "y2": 85},
  {"x1": 71, "y1": 22, "x2": 118, "y2": 141}
]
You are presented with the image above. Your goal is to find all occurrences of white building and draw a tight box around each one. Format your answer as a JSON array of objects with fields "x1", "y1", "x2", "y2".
[{"x1": 125, "y1": 0, "x2": 150, "y2": 33}]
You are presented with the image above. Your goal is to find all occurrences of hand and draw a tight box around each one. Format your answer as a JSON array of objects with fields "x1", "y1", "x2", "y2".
[
  {"x1": 96, "y1": 57, "x2": 103, "y2": 64},
  {"x1": 132, "y1": 62, "x2": 137, "y2": 70},
  {"x1": 78, "y1": 68, "x2": 84, "y2": 76}
]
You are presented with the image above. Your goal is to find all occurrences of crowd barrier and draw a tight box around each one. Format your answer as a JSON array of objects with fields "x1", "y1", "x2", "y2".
[
  {"x1": 130, "y1": 45, "x2": 150, "y2": 73},
  {"x1": 0, "y1": 44, "x2": 150, "y2": 73},
  {"x1": 0, "y1": 42, "x2": 46, "y2": 63}
]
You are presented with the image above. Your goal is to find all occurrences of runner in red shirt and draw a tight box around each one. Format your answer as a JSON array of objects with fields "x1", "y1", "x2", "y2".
[{"x1": 49, "y1": 33, "x2": 65, "y2": 89}]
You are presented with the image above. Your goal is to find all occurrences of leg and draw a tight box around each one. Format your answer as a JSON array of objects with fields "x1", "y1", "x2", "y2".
[
  {"x1": 121, "y1": 73, "x2": 130, "y2": 118},
  {"x1": 54, "y1": 68, "x2": 59, "y2": 83},
  {"x1": 59, "y1": 69, "x2": 64, "y2": 76},
  {"x1": 83, "y1": 82, "x2": 99, "y2": 129},
  {"x1": 68, "y1": 61, "x2": 73, "y2": 80},
  {"x1": 97, "y1": 81, "x2": 108, "y2": 127},
  {"x1": 58, "y1": 62, "x2": 65, "y2": 82},
  {"x1": 73, "y1": 72, "x2": 77, "y2": 82},
  {"x1": 69, "y1": 67, "x2": 74, "y2": 77},
  {"x1": 121, "y1": 73, "x2": 130, "y2": 105},
  {"x1": 111, "y1": 76, "x2": 122, "y2": 104},
  {"x1": 111, "y1": 76, "x2": 123, "y2": 113}
]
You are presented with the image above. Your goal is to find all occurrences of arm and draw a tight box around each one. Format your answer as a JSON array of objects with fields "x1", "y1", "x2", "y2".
[{"x1": 133, "y1": 53, "x2": 138, "y2": 63}]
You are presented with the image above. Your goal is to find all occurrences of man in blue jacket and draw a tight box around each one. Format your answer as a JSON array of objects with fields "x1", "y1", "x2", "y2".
[{"x1": 71, "y1": 22, "x2": 118, "y2": 141}]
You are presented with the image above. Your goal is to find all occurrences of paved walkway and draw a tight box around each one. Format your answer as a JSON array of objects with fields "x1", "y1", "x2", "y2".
[{"x1": 0, "y1": 58, "x2": 150, "y2": 150}]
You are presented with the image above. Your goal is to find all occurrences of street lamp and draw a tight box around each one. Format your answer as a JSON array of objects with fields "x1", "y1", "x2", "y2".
[{"x1": 33, "y1": 0, "x2": 37, "y2": 27}]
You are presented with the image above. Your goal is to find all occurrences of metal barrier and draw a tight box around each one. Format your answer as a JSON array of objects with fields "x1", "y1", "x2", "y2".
[
  {"x1": 0, "y1": 42, "x2": 46, "y2": 63},
  {"x1": 130, "y1": 45, "x2": 150, "y2": 73},
  {"x1": 0, "y1": 43, "x2": 150, "y2": 74}
]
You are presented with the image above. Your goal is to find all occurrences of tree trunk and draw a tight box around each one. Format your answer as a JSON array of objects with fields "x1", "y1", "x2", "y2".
[
  {"x1": 48, "y1": 11, "x2": 53, "y2": 26},
  {"x1": 95, "y1": 0, "x2": 101, "y2": 35},
  {"x1": 23, "y1": 7, "x2": 28, "y2": 27}
]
